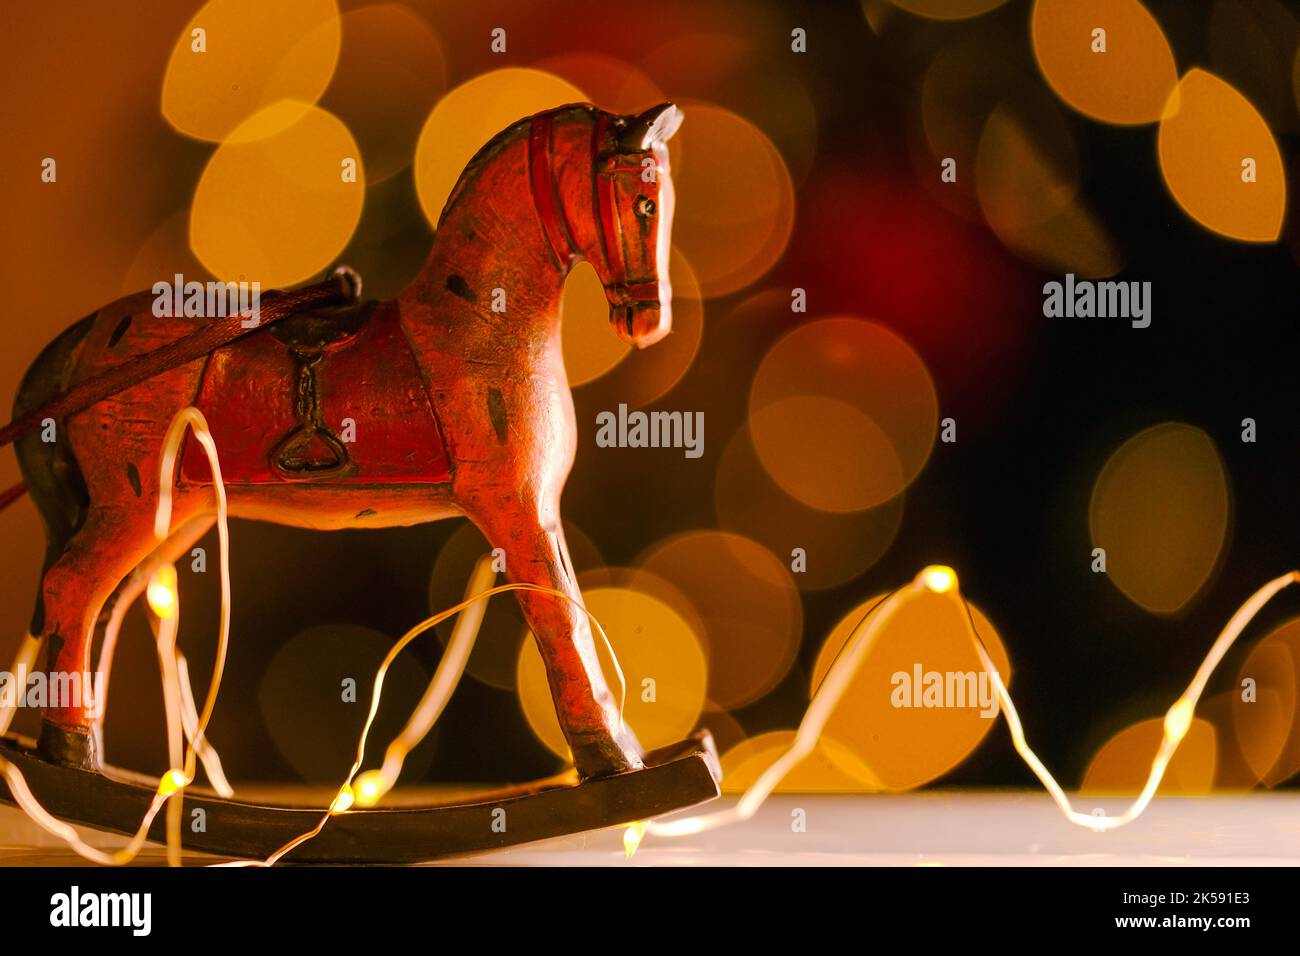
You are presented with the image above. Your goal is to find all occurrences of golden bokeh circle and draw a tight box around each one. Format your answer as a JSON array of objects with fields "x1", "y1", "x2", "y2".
[
  {"x1": 720, "y1": 731, "x2": 881, "y2": 794},
  {"x1": 636, "y1": 531, "x2": 801, "y2": 711},
  {"x1": 882, "y1": 0, "x2": 1010, "y2": 19},
  {"x1": 190, "y1": 102, "x2": 364, "y2": 286},
  {"x1": 163, "y1": 0, "x2": 342, "y2": 143},
  {"x1": 534, "y1": 52, "x2": 664, "y2": 114},
  {"x1": 1031, "y1": 0, "x2": 1179, "y2": 126},
  {"x1": 976, "y1": 106, "x2": 1123, "y2": 277},
  {"x1": 320, "y1": 3, "x2": 448, "y2": 184},
  {"x1": 574, "y1": 248, "x2": 704, "y2": 403},
  {"x1": 750, "y1": 317, "x2": 938, "y2": 511},
  {"x1": 1233, "y1": 618, "x2": 1300, "y2": 786},
  {"x1": 714, "y1": 423, "x2": 903, "y2": 590},
  {"x1": 1089, "y1": 422, "x2": 1230, "y2": 615},
  {"x1": 1158, "y1": 69, "x2": 1287, "y2": 243},
  {"x1": 413, "y1": 68, "x2": 585, "y2": 228},
  {"x1": 561, "y1": 261, "x2": 632, "y2": 387},
  {"x1": 258, "y1": 622, "x2": 436, "y2": 783},
  {"x1": 667, "y1": 102, "x2": 794, "y2": 298},
  {"x1": 1081, "y1": 716, "x2": 1216, "y2": 795},
  {"x1": 517, "y1": 587, "x2": 707, "y2": 758},
  {"x1": 810, "y1": 590, "x2": 1011, "y2": 791}
]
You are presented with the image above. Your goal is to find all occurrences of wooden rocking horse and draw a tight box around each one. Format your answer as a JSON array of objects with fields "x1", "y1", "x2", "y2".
[{"x1": 0, "y1": 102, "x2": 721, "y2": 861}]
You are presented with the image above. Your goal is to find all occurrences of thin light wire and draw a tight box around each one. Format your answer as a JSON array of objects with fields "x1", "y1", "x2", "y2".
[
  {"x1": 959, "y1": 572, "x2": 1299, "y2": 831},
  {"x1": 626, "y1": 569, "x2": 1299, "y2": 855},
  {"x1": 236, "y1": 577, "x2": 633, "y2": 866},
  {"x1": 643, "y1": 587, "x2": 904, "y2": 841},
  {"x1": 0, "y1": 407, "x2": 233, "y2": 865},
  {"x1": 4, "y1": 405, "x2": 632, "y2": 867}
]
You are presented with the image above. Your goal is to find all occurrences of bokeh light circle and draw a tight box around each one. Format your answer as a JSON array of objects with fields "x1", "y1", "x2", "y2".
[
  {"x1": 413, "y1": 68, "x2": 585, "y2": 228},
  {"x1": 811, "y1": 590, "x2": 1011, "y2": 791},
  {"x1": 258, "y1": 622, "x2": 435, "y2": 783},
  {"x1": 639, "y1": 34, "x2": 819, "y2": 186},
  {"x1": 1031, "y1": 0, "x2": 1178, "y2": 125},
  {"x1": 1233, "y1": 618, "x2": 1300, "y2": 786},
  {"x1": 750, "y1": 317, "x2": 938, "y2": 511},
  {"x1": 1209, "y1": 0, "x2": 1300, "y2": 135},
  {"x1": 720, "y1": 731, "x2": 881, "y2": 794},
  {"x1": 1089, "y1": 422, "x2": 1230, "y2": 615},
  {"x1": 977, "y1": 106, "x2": 1122, "y2": 277},
  {"x1": 320, "y1": 3, "x2": 448, "y2": 184},
  {"x1": 1081, "y1": 716, "x2": 1216, "y2": 795},
  {"x1": 163, "y1": 0, "x2": 342, "y2": 143},
  {"x1": 574, "y1": 248, "x2": 704, "y2": 404},
  {"x1": 714, "y1": 423, "x2": 904, "y2": 590},
  {"x1": 667, "y1": 102, "x2": 795, "y2": 298},
  {"x1": 882, "y1": 0, "x2": 1010, "y2": 19},
  {"x1": 1158, "y1": 69, "x2": 1287, "y2": 243},
  {"x1": 534, "y1": 52, "x2": 664, "y2": 114},
  {"x1": 561, "y1": 261, "x2": 631, "y2": 387},
  {"x1": 190, "y1": 102, "x2": 364, "y2": 286},
  {"x1": 517, "y1": 587, "x2": 707, "y2": 758},
  {"x1": 636, "y1": 531, "x2": 802, "y2": 711}
]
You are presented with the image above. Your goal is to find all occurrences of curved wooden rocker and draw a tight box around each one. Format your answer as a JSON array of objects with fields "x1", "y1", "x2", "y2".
[
  {"x1": 0, "y1": 731, "x2": 719, "y2": 863},
  {"x1": 0, "y1": 102, "x2": 721, "y2": 861}
]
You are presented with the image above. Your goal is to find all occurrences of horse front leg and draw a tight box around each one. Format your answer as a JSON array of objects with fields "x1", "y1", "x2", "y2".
[{"x1": 468, "y1": 498, "x2": 644, "y2": 779}]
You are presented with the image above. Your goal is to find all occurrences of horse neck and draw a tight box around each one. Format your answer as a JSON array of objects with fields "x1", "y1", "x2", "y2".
[{"x1": 400, "y1": 129, "x2": 578, "y2": 347}]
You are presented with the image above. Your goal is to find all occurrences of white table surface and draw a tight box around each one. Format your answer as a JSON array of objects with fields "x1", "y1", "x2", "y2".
[{"x1": 3, "y1": 792, "x2": 1298, "y2": 866}]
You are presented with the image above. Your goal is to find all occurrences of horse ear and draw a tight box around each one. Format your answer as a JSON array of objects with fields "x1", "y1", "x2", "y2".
[{"x1": 619, "y1": 103, "x2": 683, "y2": 151}]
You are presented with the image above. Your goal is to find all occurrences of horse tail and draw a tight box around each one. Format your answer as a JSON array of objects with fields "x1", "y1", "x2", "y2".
[{"x1": 0, "y1": 482, "x2": 27, "y2": 513}]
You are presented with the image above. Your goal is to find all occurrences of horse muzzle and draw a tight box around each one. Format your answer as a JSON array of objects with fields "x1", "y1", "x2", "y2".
[{"x1": 611, "y1": 298, "x2": 671, "y2": 349}]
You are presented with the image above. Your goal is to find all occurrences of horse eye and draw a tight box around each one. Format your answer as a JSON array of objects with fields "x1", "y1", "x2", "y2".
[{"x1": 635, "y1": 197, "x2": 656, "y2": 217}]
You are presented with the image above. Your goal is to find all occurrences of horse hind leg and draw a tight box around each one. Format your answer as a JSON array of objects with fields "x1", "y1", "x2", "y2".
[
  {"x1": 35, "y1": 507, "x2": 167, "y2": 770},
  {"x1": 91, "y1": 514, "x2": 216, "y2": 732},
  {"x1": 468, "y1": 500, "x2": 645, "y2": 779}
]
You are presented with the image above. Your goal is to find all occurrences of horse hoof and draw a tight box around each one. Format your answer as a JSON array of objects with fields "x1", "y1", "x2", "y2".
[
  {"x1": 36, "y1": 721, "x2": 100, "y2": 772},
  {"x1": 571, "y1": 727, "x2": 646, "y2": 779}
]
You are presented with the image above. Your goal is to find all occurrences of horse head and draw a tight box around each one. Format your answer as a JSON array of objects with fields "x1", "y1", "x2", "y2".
[{"x1": 529, "y1": 103, "x2": 683, "y2": 349}]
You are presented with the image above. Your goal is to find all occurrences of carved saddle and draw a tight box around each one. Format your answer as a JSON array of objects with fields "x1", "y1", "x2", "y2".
[{"x1": 179, "y1": 300, "x2": 451, "y2": 486}]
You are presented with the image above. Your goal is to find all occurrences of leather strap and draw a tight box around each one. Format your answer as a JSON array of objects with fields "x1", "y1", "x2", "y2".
[
  {"x1": 529, "y1": 112, "x2": 660, "y2": 306},
  {"x1": 0, "y1": 269, "x2": 359, "y2": 449},
  {"x1": 593, "y1": 115, "x2": 661, "y2": 306},
  {"x1": 529, "y1": 115, "x2": 580, "y2": 270}
]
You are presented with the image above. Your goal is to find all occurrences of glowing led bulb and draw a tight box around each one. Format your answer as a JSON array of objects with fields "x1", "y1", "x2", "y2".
[
  {"x1": 919, "y1": 565, "x2": 957, "y2": 594},
  {"x1": 330, "y1": 785, "x2": 355, "y2": 814},
  {"x1": 147, "y1": 565, "x2": 179, "y2": 619},
  {"x1": 1164, "y1": 697, "x2": 1194, "y2": 745},
  {"x1": 158, "y1": 769, "x2": 188, "y2": 796},
  {"x1": 353, "y1": 770, "x2": 391, "y2": 808},
  {"x1": 623, "y1": 821, "x2": 647, "y2": 858}
]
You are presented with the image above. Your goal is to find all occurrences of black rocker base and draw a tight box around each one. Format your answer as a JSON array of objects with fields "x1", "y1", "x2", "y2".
[{"x1": 0, "y1": 730, "x2": 721, "y2": 864}]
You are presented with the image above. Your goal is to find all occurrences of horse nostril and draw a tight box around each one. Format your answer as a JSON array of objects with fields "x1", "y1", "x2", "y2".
[{"x1": 625, "y1": 306, "x2": 635, "y2": 336}]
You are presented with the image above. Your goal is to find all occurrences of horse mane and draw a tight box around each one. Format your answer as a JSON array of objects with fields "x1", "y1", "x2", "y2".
[{"x1": 435, "y1": 103, "x2": 600, "y2": 230}]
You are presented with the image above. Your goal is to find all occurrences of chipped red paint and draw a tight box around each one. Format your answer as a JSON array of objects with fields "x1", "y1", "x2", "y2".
[{"x1": 179, "y1": 302, "x2": 452, "y2": 486}]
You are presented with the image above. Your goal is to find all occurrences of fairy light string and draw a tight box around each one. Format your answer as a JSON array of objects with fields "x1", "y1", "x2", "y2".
[
  {"x1": 0, "y1": 406, "x2": 235, "y2": 865},
  {"x1": 2, "y1": 406, "x2": 1297, "y2": 865},
  {"x1": 623, "y1": 565, "x2": 1300, "y2": 855},
  {"x1": 244, "y1": 576, "x2": 631, "y2": 865}
]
